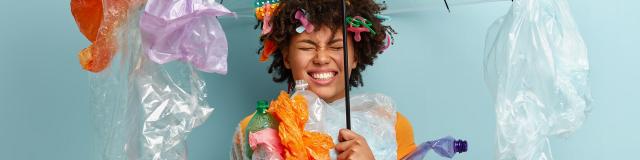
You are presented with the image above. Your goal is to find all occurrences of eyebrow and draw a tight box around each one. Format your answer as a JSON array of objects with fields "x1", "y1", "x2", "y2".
[
  {"x1": 328, "y1": 32, "x2": 343, "y2": 45},
  {"x1": 328, "y1": 38, "x2": 343, "y2": 45},
  {"x1": 295, "y1": 38, "x2": 343, "y2": 46},
  {"x1": 297, "y1": 39, "x2": 318, "y2": 46}
]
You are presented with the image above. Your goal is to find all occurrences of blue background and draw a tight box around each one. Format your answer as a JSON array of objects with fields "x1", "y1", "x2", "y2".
[{"x1": 1, "y1": 0, "x2": 638, "y2": 159}]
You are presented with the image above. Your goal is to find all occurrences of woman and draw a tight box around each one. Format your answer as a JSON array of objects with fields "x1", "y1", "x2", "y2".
[{"x1": 233, "y1": 0, "x2": 416, "y2": 159}]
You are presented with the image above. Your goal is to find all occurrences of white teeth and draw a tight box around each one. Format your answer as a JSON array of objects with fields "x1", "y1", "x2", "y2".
[{"x1": 311, "y1": 72, "x2": 335, "y2": 80}]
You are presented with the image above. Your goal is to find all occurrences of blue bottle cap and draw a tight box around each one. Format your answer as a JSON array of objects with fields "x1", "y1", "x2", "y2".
[{"x1": 454, "y1": 139, "x2": 468, "y2": 153}]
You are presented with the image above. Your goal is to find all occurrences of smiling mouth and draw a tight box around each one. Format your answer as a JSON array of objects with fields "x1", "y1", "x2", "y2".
[{"x1": 308, "y1": 71, "x2": 337, "y2": 80}]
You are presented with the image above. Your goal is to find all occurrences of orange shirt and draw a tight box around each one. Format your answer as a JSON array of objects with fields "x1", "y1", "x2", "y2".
[{"x1": 235, "y1": 112, "x2": 417, "y2": 159}]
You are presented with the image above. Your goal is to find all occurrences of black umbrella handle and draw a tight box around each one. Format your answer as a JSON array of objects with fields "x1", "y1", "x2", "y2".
[{"x1": 340, "y1": 0, "x2": 352, "y2": 130}]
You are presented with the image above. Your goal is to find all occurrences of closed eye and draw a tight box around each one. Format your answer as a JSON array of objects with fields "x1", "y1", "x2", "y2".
[{"x1": 298, "y1": 47, "x2": 315, "y2": 51}]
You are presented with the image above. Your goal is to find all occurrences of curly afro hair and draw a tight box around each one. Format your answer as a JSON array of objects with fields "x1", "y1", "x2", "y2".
[{"x1": 258, "y1": 0, "x2": 395, "y2": 87}]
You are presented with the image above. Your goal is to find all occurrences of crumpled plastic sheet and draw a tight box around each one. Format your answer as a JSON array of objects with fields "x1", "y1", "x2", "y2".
[
  {"x1": 89, "y1": 4, "x2": 214, "y2": 160},
  {"x1": 249, "y1": 128, "x2": 284, "y2": 160},
  {"x1": 483, "y1": 0, "x2": 592, "y2": 159},
  {"x1": 72, "y1": 0, "x2": 146, "y2": 73},
  {"x1": 294, "y1": 90, "x2": 398, "y2": 160},
  {"x1": 140, "y1": 0, "x2": 234, "y2": 74},
  {"x1": 267, "y1": 91, "x2": 335, "y2": 160},
  {"x1": 70, "y1": 0, "x2": 102, "y2": 42}
]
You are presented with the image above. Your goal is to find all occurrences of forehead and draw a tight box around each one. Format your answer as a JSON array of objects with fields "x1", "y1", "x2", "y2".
[{"x1": 290, "y1": 26, "x2": 342, "y2": 43}]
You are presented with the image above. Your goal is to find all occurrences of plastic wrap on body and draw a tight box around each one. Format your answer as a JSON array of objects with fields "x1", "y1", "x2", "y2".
[
  {"x1": 295, "y1": 90, "x2": 398, "y2": 160},
  {"x1": 230, "y1": 91, "x2": 398, "y2": 160},
  {"x1": 483, "y1": 0, "x2": 592, "y2": 159},
  {"x1": 268, "y1": 91, "x2": 335, "y2": 160},
  {"x1": 89, "y1": 3, "x2": 213, "y2": 160},
  {"x1": 71, "y1": 0, "x2": 146, "y2": 73},
  {"x1": 248, "y1": 128, "x2": 284, "y2": 160},
  {"x1": 140, "y1": 0, "x2": 234, "y2": 74}
]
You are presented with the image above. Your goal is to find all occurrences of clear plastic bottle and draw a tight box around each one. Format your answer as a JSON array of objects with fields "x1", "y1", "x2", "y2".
[
  {"x1": 244, "y1": 100, "x2": 279, "y2": 159},
  {"x1": 403, "y1": 136, "x2": 468, "y2": 160}
]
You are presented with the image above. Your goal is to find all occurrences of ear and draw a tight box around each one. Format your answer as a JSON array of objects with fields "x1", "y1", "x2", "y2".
[{"x1": 283, "y1": 48, "x2": 291, "y2": 69}]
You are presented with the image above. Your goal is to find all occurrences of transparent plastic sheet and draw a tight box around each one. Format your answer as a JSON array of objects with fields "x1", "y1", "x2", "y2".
[
  {"x1": 90, "y1": 3, "x2": 214, "y2": 160},
  {"x1": 230, "y1": 91, "x2": 398, "y2": 160},
  {"x1": 483, "y1": 0, "x2": 592, "y2": 159},
  {"x1": 140, "y1": 0, "x2": 234, "y2": 74},
  {"x1": 295, "y1": 90, "x2": 398, "y2": 160},
  {"x1": 231, "y1": 125, "x2": 245, "y2": 160}
]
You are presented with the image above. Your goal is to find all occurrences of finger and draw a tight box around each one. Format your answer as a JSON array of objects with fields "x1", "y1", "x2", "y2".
[
  {"x1": 335, "y1": 139, "x2": 357, "y2": 152},
  {"x1": 337, "y1": 147, "x2": 356, "y2": 160},
  {"x1": 338, "y1": 129, "x2": 360, "y2": 142}
]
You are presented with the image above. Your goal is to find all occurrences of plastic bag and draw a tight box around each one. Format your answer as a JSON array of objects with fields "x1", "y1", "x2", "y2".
[
  {"x1": 140, "y1": 0, "x2": 234, "y2": 74},
  {"x1": 483, "y1": 0, "x2": 592, "y2": 159},
  {"x1": 249, "y1": 128, "x2": 284, "y2": 160},
  {"x1": 70, "y1": 0, "x2": 102, "y2": 42},
  {"x1": 294, "y1": 88, "x2": 398, "y2": 160},
  {"x1": 89, "y1": 4, "x2": 213, "y2": 160},
  {"x1": 71, "y1": 0, "x2": 146, "y2": 73},
  {"x1": 267, "y1": 91, "x2": 335, "y2": 160}
]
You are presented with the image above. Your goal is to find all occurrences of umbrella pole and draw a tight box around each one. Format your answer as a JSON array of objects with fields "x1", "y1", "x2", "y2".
[{"x1": 340, "y1": 0, "x2": 352, "y2": 130}]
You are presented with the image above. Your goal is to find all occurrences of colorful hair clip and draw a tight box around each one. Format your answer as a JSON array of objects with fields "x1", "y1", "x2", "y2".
[
  {"x1": 375, "y1": 14, "x2": 391, "y2": 25},
  {"x1": 294, "y1": 9, "x2": 314, "y2": 33},
  {"x1": 346, "y1": 16, "x2": 376, "y2": 42},
  {"x1": 255, "y1": 0, "x2": 279, "y2": 35},
  {"x1": 382, "y1": 33, "x2": 392, "y2": 50},
  {"x1": 381, "y1": 28, "x2": 397, "y2": 51}
]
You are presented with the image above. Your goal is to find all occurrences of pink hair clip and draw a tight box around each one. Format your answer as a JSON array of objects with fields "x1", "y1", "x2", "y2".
[
  {"x1": 382, "y1": 33, "x2": 392, "y2": 50},
  {"x1": 294, "y1": 9, "x2": 314, "y2": 33},
  {"x1": 261, "y1": 3, "x2": 275, "y2": 35},
  {"x1": 347, "y1": 26, "x2": 369, "y2": 42},
  {"x1": 346, "y1": 16, "x2": 375, "y2": 42}
]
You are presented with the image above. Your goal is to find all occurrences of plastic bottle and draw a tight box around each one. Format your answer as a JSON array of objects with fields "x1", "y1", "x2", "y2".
[
  {"x1": 403, "y1": 136, "x2": 468, "y2": 160},
  {"x1": 292, "y1": 80, "x2": 314, "y2": 99},
  {"x1": 244, "y1": 100, "x2": 279, "y2": 159}
]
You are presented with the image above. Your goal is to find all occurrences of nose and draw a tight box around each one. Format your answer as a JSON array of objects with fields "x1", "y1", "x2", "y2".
[{"x1": 312, "y1": 49, "x2": 331, "y2": 65}]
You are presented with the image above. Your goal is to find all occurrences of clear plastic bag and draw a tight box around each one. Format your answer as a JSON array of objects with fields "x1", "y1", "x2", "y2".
[
  {"x1": 483, "y1": 0, "x2": 592, "y2": 159},
  {"x1": 295, "y1": 89, "x2": 398, "y2": 160},
  {"x1": 90, "y1": 3, "x2": 213, "y2": 160}
]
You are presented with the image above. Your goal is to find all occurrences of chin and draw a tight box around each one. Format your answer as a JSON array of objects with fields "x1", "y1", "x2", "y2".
[{"x1": 309, "y1": 86, "x2": 342, "y2": 102}]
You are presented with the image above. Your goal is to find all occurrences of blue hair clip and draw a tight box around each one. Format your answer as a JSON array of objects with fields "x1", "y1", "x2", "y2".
[{"x1": 375, "y1": 14, "x2": 391, "y2": 25}]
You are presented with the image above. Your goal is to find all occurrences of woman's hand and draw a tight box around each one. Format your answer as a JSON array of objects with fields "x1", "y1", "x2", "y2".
[{"x1": 335, "y1": 129, "x2": 375, "y2": 160}]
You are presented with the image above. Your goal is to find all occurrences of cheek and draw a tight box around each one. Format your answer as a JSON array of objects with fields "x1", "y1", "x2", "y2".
[{"x1": 288, "y1": 54, "x2": 312, "y2": 78}]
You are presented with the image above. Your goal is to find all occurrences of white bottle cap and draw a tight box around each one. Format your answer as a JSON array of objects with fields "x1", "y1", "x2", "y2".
[{"x1": 295, "y1": 80, "x2": 308, "y2": 91}]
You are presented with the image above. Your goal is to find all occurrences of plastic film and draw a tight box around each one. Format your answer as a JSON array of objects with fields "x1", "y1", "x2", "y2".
[
  {"x1": 90, "y1": 3, "x2": 213, "y2": 160},
  {"x1": 72, "y1": 0, "x2": 146, "y2": 73},
  {"x1": 483, "y1": 0, "x2": 592, "y2": 159},
  {"x1": 267, "y1": 92, "x2": 334, "y2": 160},
  {"x1": 140, "y1": 0, "x2": 234, "y2": 74},
  {"x1": 295, "y1": 90, "x2": 398, "y2": 160}
]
